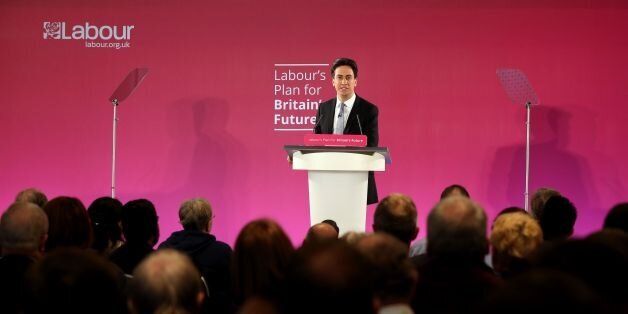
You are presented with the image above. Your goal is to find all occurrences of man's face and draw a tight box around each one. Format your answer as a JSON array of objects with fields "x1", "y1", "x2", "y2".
[{"x1": 332, "y1": 65, "x2": 357, "y2": 101}]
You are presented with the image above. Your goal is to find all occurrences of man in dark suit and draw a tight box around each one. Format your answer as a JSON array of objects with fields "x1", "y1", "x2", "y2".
[{"x1": 314, "y1": 57, "x2": 379, "y2": 204}]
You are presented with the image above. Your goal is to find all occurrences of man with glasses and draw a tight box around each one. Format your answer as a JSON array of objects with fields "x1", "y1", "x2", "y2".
[{"x1": 314, "y1": 58, "x2": 380, "y2": 204}]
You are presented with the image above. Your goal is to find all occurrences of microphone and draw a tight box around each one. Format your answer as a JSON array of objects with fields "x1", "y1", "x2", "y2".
[
  {"x1": 312, "y1": 113, "x2": 324, "y2": 133},
  {"x1": 356, "y1": 114, "x2": 363, "y2": 135}
]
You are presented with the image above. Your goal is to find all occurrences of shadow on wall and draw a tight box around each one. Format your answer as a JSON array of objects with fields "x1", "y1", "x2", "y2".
[
  {"x1": 486, "y1": 105, "x2": 600, "y2": 232},
  {"x1": 158, "y1": 97, "x2": 251, "y2": 242}
]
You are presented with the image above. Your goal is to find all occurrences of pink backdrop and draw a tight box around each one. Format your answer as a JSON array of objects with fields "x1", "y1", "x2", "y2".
[{"x1": 2, "y1": 0, "x2": 628, "y2": 246}]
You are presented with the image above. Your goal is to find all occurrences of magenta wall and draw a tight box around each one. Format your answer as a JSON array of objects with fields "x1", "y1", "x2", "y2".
[{"x1": 2, "y1": 0, "x2": 628, "y2": 246}]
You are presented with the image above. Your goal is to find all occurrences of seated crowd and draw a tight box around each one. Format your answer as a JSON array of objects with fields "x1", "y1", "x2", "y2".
[{"x1": 1, "y1": 186, "x2": 627, "y2": 314}]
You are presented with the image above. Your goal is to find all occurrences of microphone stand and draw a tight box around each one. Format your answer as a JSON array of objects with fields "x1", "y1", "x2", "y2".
[{"x1": 111, "y1": 99, "x2": 119, "y2": 198}]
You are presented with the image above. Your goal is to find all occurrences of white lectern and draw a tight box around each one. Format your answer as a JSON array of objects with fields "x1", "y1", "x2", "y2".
[{"x1": 284, "y1": 146, "x2": 391, "y2": 234}]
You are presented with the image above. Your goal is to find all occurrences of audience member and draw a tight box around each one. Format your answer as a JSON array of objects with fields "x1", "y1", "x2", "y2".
[
  {"x1": 25, "y1": 248, "x2": 126, "y2": 314},
  {"x1": 43, "y1": 196, "x2": 92, "y2": 251},
  {"x1": 302, "y1": 221, "x2": 339, "y2": 247},
  {"x1": 356, "y1": 233, "x2": 417, "y2": 314},
  {"x1": 0, "y1": 202, "x2": 49, "y2": 314},
  {"x1": 340, "y1": 231, "x2": 366, "y2": 245},
  {"x1": 410, "y1": 185, "x2": 470, "y2": 256},
  {"x1": 321, "y1": 219, "x2": 340, "y2": 234},
  {"x1": 283, "y1": 241, "x2": 374, "y2": 314},
  {"x1": 109, "y1": 199, "x2": 159, "y2": 274},
  {"x1": 530, "y1": 187, "x2": 560, "y2": 220},
  {"x1": 479, "y1": 269, "x2": 608, "y2": 314},
  {"x1": 490, "y1": 212, "x2": 543, "y2": 278},
  {"x1": 411, "y1": 196, "x2": 501, "y2": 314},
  {"x1": 603, "y1": 202, "x2": 628, "y2": 233},
  {"x1": 538, "y1": 195, "x2": 577, "y2": 241},
  {"x1": 88, "y1": 196, "x2": 124, "y2": 256},
  {"x1": 440, "y1": 184, "x2": 470, "y2": 199},
  {"x1": 15, "y1": 188, "x2": 48, "y2": 208},
  {"x1": 232, "y1": 218, "x2": 294, "y2": 306},
  {"x1": 373, "y1": 193, "x2": 418, "y2": 248},
  {"x1": 128, "y1": 249, "x2": 205, "y2": 314},
  {"x1": 533, "y1": 237, "x2": 628, "y2": 311},
  {"x1": 159, "y1": 198, "x2": 233, "y2": 314}
]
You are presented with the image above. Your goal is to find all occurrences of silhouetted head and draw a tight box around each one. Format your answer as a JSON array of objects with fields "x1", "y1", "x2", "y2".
[{"x1": 43, "y1": 196, "x2": 92, "y2": 251}]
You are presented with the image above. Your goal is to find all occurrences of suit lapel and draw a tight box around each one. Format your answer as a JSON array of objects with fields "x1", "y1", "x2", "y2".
[
  {"x1": 344, "y1": 95, "x2": 361, "y2": 134},
  {"x1": 326, "y1": 100, "x2": 335, "y2": 133}
]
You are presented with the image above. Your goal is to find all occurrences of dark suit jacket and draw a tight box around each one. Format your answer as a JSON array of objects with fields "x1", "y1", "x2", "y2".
[{"x1": 314, "y1": 95, "x2": 379, "y2": 204}]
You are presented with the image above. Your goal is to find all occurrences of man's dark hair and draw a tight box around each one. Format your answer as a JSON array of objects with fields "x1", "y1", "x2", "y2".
[
  {"x1": 373, "y1": 193, "x2": 418, "y2": 246},
  {"x1": 43, "y1": 196, "x2": 93, "y2": 251},
  {"x1": 321, "y1": 219, "x2": 340, "y2": 234},
  {"x1": 604, "y1": 203, "x2": 628, "y2": 233},
  {"x1": 88, "y1": 197, "x2": 123, "y2": 254},
  {"x1": 440, "y1": 184, "x2": 470, "y2": 200},
  {"x1": 530, "y1": 187, "x2": 560, "y2": 220},
  {"x1": 356, "y1": 233, "x2": 416, "y2": 306},
  {"x1": 25, "y1": 248, "x2": 126, "y2": 314},
  {"x1": 284, "y1": 241, "x2": 374, "y2": 314},
  {"x1": 538, "y1": 195, "x2": 577, "y2": 241},
  {"x1": 232, "y1": 219, "x2": 294, "y2": 304},
  {"x1": 331, "y1": 58, "x2": 358, "y2": 78},
  {"x1": 121, "y1": 199, "x2": 159, "y2": 246}
]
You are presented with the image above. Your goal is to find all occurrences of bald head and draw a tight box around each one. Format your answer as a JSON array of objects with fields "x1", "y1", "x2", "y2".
[
  {"x1": 304, "y1": 223, "x2": 339, "y2": 246},
  {"x1": 427, "y1": 196, "x2": 487, "y2": 258},
  {"x1": 1, "y1": 202, "x2": 48, "y2": 254},
  {"x1": 129, "y1": 249, "x2": 204, "y2": 314}
]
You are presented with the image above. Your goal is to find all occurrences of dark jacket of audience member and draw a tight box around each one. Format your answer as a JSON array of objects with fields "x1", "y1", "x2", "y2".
[
  {"x1": 43, "y1": 196, "x2": 93, "y2": 252},
  {"x1": 109, "y1": 199, "x2": 159, "y2": 274},
  {"x1": 159, "y1": 198, "x2": 233, "y2": 314}
]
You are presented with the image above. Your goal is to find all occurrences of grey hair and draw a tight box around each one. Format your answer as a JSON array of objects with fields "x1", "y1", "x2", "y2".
[
  {"x1": 1, "y1": 202, "x2": 49, "y2": 250},
  {"x1": 179, "y1": 198, "x2": 213, "y2": 231}
]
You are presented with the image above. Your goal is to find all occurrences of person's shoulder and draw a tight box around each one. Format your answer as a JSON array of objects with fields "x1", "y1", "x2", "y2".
[
  {"x1": 214, "y1": 240, "x2": 233, "y2": 253},
  {"x1": 356, "y1": 95, "x2": 378, "y2": 109},
  {"x1": 319, "y1": 98, "x2": 335, "y2": 107}
]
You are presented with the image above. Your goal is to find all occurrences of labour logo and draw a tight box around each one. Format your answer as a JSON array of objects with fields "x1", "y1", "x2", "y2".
[{"x1": 43, "y1": 22, "x2": 62, "y2": 39}]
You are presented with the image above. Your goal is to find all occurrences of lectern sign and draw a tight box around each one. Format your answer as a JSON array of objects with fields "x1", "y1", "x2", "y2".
[{"x1": 303, "y1": 134, "x2": 367, "y2": 147}]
